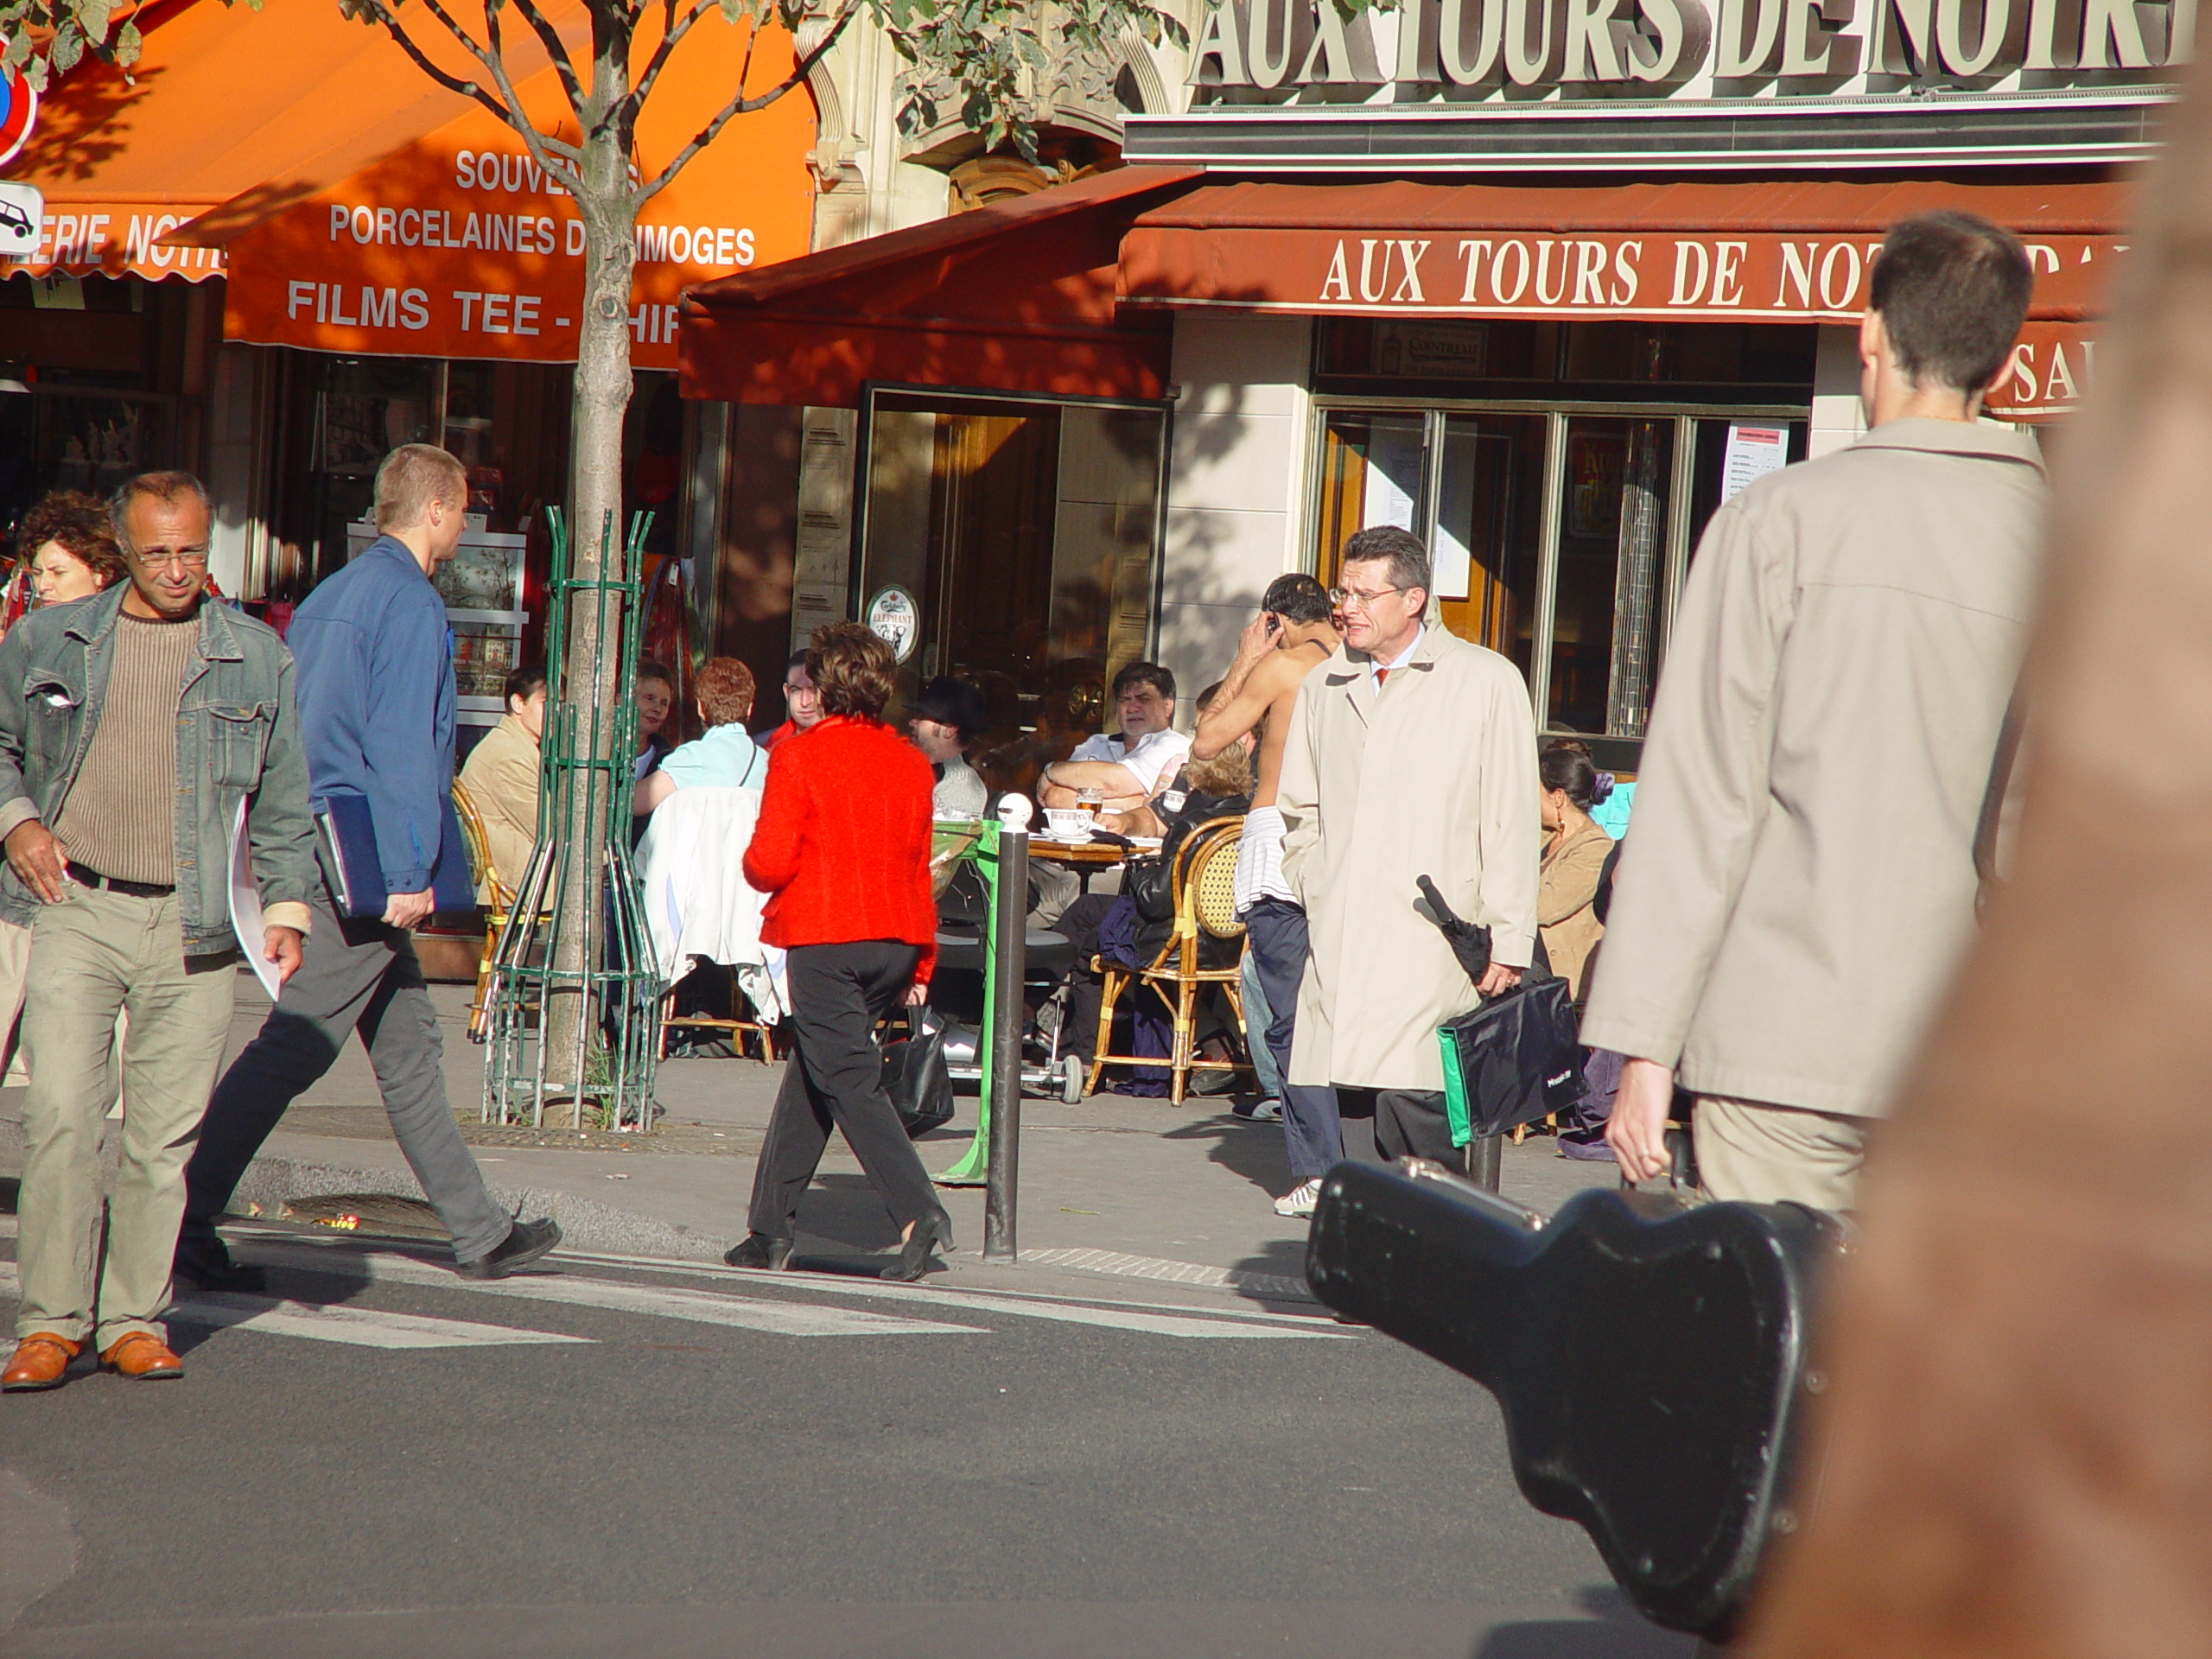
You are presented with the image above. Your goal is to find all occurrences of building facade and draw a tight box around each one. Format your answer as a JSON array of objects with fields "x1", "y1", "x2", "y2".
[{"x1": 683, "y1": 0, "x2": 2141, "y2": 772}]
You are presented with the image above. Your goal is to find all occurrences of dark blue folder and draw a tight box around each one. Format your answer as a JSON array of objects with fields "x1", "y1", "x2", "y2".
[{"x1": 315, "y1": 792, "x2": 477, "y2": 918}]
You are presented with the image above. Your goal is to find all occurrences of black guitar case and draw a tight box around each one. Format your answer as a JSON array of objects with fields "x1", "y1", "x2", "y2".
[{"x1": 1306, "y1": 1160, "x2": 1841, "y2": 1641}]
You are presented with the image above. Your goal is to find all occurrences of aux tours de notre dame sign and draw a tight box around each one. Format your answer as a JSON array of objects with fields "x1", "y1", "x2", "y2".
[{"x1": 1185, "y1": 0, "x2": 2188, "y2": 93}]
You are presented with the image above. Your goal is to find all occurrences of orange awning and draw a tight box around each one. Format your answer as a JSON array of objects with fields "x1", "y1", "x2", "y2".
[
  {"x1": 1120, "y1": 177, "x2": 2133, "y2": 323},
  {"x1": 680, "y1": 165, "x2": 1204, "y2": 407},
  {"x1": 169, "y1": 3, "x2": 816, "y2": 370},
  {"x1": 0, "y1": 0, "x2": 515, "y2": 283}
]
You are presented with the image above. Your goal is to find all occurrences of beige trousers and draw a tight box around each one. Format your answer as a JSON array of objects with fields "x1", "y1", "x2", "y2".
[
  {"x1": 14, "y1": 886, "x2": 235, "y2": 1349},
  {"x1": 1693, "y1": 1095, "x2": 1872, "y2": 1213}
]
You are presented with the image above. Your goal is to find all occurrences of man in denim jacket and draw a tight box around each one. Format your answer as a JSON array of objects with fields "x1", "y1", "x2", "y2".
[{"x1": 0, "y1": 473, "x2": 317, "y2": 1393}]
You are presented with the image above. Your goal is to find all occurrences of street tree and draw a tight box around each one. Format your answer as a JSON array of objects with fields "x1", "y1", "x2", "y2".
[{"x1": 3, "y1": 0, "x2": 1186, "y2": 1096}]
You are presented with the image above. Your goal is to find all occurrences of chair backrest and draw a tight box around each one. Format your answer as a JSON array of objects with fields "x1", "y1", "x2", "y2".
[
  {"x1": 1174, "y1": 817, "x2": 1247, "y2": 942},
  {"x1": 449, "y1": 779, "x2": 508, "y2": 910}
]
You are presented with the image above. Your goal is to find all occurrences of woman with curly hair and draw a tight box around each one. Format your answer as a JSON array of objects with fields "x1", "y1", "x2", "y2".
[
  {"x1": 14, "y1": 490, "x2": 129, "y2": 611},
  {"x1": 728, "y1": 620, "x2": 954, "y2": 1281}
]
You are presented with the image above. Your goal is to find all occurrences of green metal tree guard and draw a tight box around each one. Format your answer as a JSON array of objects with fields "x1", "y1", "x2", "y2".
[{"x1": 480, "y1": 509, "x2": 661, "y2": 1131}]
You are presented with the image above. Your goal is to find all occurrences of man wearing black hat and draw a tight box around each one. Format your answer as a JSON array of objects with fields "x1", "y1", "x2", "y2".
[{"x1": 908, "y1": 676, "x2": 989, "y2": 820}]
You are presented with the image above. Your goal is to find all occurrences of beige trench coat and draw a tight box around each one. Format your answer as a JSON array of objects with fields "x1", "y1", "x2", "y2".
[
  {"x1": 1279, "y1": 627, "x2": 1541, "y2": 1093},
  {"x1": 1580, "y1": 418, "x2": 2047, "y2": 1120}
]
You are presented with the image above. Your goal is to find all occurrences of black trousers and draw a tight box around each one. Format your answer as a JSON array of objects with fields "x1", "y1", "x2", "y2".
[
  {"x1": 747, "y1": 941, "x2": 940, "y2": 1242},
  {"x1": 1371, "y1": 1088, "x2": 1460, "y2": 1166}
]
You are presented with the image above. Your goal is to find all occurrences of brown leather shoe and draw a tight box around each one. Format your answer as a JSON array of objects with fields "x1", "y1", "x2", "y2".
[
  {"x1": 99, "y1": 1332, "x2": 182, "y2": 1382},
  {"x1": 3, "y1": 1333, "x2": 83, "y2": 1392}
]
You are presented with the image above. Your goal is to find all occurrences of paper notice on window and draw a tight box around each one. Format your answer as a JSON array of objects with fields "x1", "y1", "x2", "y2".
[
  {"x1": 228, "y1": 798, "x2": 284, "y2": 1002},
  {"x1": 1363, "y1": 425, "x2": 1425, "y2": 531},
  {"x1": 1720, "y1": 425, "x2": 1789, "y2": 503}
]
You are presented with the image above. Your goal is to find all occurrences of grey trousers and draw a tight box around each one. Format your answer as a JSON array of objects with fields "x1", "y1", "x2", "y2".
[
  {"x1": 181, "y1": 892, "x2": 510, "y2": 1265},
  {"x1": 15, "y1": 886, "x2": 234, "y2": 1348}
]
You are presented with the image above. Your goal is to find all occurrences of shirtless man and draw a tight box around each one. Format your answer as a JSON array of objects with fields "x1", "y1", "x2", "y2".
[{"x1": 1188, "y1": 574, "x2": 1343, "y2": 1214}]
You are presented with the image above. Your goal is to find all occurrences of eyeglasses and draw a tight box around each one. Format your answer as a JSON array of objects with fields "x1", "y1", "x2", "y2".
[
  {"x1": 133, "y1": 545, "x2": 210, "y2": 572},
  {"x1": 1329, "y1": 583, "x2": 1408, "y2": 610}
]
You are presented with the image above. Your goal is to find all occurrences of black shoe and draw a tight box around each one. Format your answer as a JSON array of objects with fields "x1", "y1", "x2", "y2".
[
  {"x1": 458, "y1": 1217, "x2": 562, "y2": 1280},
  {"x1": 881, "y1": 1210, "x2": 954, "y2": 1282},
  {"x1": 171, "y1": 1241, "x2": 266, "y2": 1295},
  {"x1": 724, "y1": 1233, "x2": 795, "y2": 1270}
]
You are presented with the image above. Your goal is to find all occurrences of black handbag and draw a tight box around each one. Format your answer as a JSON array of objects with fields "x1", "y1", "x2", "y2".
[
  {"x1": 882, "y1": 1009, "x2": 955, "y2": 1140},
  {"x1": 1437, "y1": 969, "x2": 1587, "y2": 1143}
]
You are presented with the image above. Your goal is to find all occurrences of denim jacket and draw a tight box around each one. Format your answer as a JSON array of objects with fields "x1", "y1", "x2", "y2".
[{"x1": 0, "y1": 583, "x2": 319, "y2": 954}]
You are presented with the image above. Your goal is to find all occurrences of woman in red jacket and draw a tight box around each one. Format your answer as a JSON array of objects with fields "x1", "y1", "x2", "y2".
[{"x1": 728, "y1": 621, "x2": 953, "y2": 1281}]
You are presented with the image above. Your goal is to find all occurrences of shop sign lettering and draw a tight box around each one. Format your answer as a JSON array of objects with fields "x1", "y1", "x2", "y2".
[
  {"x1": 1187, "y1": 0, "x2": 2191, "y2": 92},
  {"x1": 1288, "y1": 230, "x2": 2118, "y2": 318},
  {"x1": 2, "y1": 210, "x2": 228, "y2": 280},
  {"x1": 1985, "y1": 321, "x2": 2097, "y2": 417}
]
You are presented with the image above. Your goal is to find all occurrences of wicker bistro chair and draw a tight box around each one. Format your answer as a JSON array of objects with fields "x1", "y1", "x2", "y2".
[
  {"x1": 1088, "y1": 816, "x2": 1255, "y2": 1104},
  {"x1": 450, "y1": 780, "x2": 516, "y2": 1043},
  {"x1": 658, "y1": 976, "x2": 779, "y2": 1063}
]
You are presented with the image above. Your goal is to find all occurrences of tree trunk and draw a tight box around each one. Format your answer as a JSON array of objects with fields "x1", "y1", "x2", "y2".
[{"x1": 542, "y1": 62, "x2": 640, "y2": 1117}]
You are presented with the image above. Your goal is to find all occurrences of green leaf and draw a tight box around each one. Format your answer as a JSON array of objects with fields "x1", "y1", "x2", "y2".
[
  {"x1": 111, "y1": 16, "x2": 140, "y2": 66},
  {"x1": 79, "y1": 0, "x2": 112, "y2": 47},
  {"x1": 48, "y1": 18, "x2": 81, "y2": 74}
]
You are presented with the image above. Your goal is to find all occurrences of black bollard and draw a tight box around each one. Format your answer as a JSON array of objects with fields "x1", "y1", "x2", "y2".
[{"x1": 983, "y1": 824, "x2": 1027, "y2": 1261}]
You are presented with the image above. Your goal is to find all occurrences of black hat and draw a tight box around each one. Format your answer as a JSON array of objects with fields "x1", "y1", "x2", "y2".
[{"x1": 909, "y1": 676, "x2": 988, "y2": 742}]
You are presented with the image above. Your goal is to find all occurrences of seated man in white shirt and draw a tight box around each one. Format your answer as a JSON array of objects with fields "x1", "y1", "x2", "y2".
[{"x1": 1038, "y1": 662, "x2": 1192, "y2": 815}]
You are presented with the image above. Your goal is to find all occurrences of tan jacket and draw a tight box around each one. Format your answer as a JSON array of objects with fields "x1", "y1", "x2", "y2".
[
  {"x1": 1580, "y1": 419, "x2": 2047, "y2": 1120},
  {"x1": 1540, "y1": 817, "x2": 1613, "y2": 1002},
  {"x1": 1279, "y1": 626, "x2": 1541, "y2": 1092},
  {"x1": 457, "y1": 713, "x2": 540, "y2": 898}
]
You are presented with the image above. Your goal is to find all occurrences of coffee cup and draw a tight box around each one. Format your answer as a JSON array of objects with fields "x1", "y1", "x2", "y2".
[{"x1": 1042, "y1": 807, "x2": 1091, "y2": 841}]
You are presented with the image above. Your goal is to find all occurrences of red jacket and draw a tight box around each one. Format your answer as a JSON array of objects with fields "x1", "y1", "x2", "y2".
[{"x1": 743, "y1": 714, "x2": 938, "y2": 984}]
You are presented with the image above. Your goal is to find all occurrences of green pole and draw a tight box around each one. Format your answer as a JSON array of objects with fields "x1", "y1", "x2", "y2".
[{"x1": 935, "y1": 818, "x2": 1001, "y2": 1186}]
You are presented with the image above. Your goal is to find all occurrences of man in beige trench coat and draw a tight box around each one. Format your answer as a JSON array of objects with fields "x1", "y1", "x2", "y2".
[
  {"x1": 1275, "y1": 525, "x2": 1541, "y2": 1211},
  {"x1": 1582, "y1": 211, "x2": 2048, "y2": 1210}
]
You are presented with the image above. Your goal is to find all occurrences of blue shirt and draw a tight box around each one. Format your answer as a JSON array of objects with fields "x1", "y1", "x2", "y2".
[
  {"x1": 285, "y1": 535, "x2": 455, "y2": 894},
  {"x1": 657, "y1": 723, "x2": 766, "y2": 791}
]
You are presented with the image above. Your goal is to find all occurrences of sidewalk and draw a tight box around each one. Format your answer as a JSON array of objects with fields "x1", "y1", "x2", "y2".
[{"x1": 0, "y1": 972, "x2": 1623, "y2": 1309}]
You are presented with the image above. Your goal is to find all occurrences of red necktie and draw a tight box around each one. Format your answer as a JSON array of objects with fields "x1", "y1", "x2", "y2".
[{"x1": 1375, "y1": 668, "x2": 1389, "y2": 687}]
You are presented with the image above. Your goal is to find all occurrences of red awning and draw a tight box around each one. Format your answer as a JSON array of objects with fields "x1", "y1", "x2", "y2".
[
  {"x1": 1119, "y1": 177, "x2": 2133, "y2": 323},
  {"x1": 678, "y1": 164, "x2": 1203, "y2": 407}
]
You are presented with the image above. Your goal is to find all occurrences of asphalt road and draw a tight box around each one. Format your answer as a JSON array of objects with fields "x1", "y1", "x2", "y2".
[{"x1": 0, "y1": 1221, "x2": 1697, "y2": 1659}]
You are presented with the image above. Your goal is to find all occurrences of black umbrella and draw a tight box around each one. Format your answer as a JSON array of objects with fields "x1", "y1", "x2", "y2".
[{"x1": 1416, "y1": 874, "x2": 1492, "y2": 988}]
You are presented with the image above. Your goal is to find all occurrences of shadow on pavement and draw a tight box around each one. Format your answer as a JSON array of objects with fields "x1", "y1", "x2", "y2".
[
  {"x1": 1470, "y1": 1588, "x2": 1701, "y2": 1659},
  {"x1": 1160, "y1": 1110, "x2": 1293, "y2": 1197}
]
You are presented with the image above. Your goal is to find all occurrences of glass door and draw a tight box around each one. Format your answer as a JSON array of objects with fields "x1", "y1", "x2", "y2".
[
  {"x1": 1548, "y1": 416, "x2": 1674, "y2": 739},
  {"x1": 1308, "y1": 403, "x2": 1807, "y2": 756}
]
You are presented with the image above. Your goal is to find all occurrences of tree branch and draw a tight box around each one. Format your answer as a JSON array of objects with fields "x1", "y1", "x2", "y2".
[
  {"x1": 506, "y1": 0, "x2": 586, "y2": 120},
  {"x1": 350, "y1": 0, "x2": 519, "y2": 130},
  {"x1": 480, "y1": 0, "x2": 586, "y2": 169},
  {"x1": 636, "y1": 0, "x2": 857, "y2": 202},
  {"x1": 620, "y1": 0, "x2": 713, "y2": 131}
]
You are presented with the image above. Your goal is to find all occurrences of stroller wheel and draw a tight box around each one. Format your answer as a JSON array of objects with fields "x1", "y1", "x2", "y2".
[{"x1": 1060, "y1": 1052, "x2": 1085, "y2": 1104}]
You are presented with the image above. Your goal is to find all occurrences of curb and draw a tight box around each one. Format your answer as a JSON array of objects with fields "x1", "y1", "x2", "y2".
[{"x1": 226, "y1": 1154, "x2": 738, "y2": 1266}]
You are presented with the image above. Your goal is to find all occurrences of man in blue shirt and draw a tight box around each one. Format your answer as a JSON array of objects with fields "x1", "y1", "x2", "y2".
[{"x1": 178, "y1": 444, "x2": 559, "y2": 1287}]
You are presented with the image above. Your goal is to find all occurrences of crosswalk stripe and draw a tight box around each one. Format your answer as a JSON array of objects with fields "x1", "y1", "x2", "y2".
[
  {"x1": 168, "y1": 1292, "x2": 594, "y2": 1350},
  {"x1": 394, "y1": 1243, "x2": 1357, "y2": 1342},
  {"x1": 239, "y1": 1242, "x2": 983, "y2": 1338},
  {"x1": 0, "y1": 1263, "x2": 588, "y2": 1351}
]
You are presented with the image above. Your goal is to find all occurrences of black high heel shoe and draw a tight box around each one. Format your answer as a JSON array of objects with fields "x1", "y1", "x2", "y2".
[
  {"x1": 725, "y1": 1233, "x2": 795, "y2": 1270},
  {"x1": 882, "y1": 1211, "x2": 954, "y2": 1282}
]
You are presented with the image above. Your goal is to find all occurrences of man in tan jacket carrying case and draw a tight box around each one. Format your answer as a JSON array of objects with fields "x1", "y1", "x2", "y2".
[{"x1": 1583, "y1": 211, "x2": 2048, "y2": 1211}]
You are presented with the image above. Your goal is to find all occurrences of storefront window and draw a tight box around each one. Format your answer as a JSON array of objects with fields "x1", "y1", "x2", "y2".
[
  {"x1": 855, "y1": 389, "x2": 1167, "y2": 795},
  {"x1": 1312, "y1": 397, "x2": 1806, "y2": 761}
]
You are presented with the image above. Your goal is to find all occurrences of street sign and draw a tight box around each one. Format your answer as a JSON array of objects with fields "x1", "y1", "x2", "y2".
[
  {"x1": 0, "y1": 181, "x2": 39, "y2": 257},
  {"x1": 0, "y1": 67, "x2": 36, "y2": 168}
]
